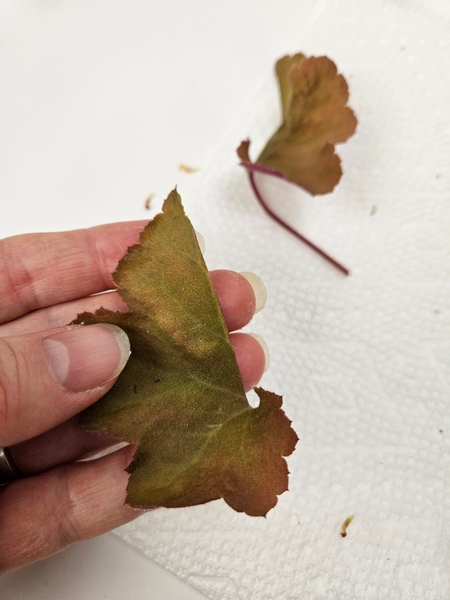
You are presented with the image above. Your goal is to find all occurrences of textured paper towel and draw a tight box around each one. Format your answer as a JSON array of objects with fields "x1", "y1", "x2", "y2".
[{"x1": 116, "y1": 2, "x2": 450, "y2": 598}]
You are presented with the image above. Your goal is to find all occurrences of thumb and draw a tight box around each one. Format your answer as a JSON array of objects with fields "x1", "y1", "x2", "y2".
[{"x1": 0, "y1": 324, "x2": 130, "y2": 447}]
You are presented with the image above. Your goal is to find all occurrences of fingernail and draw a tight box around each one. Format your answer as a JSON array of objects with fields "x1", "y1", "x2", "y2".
[
  {"x1": 42, "y1": 324, "x2": 130, "y2": 392},
  {"x1": 248, "y1": 333, "x2": 270, "y2": 372},
  {"x1": 240, "y1": 272, "x2": 267, "y2": 313},
  {"x1": 195, "y1": 230, "x2": 206, "y2": 254}
]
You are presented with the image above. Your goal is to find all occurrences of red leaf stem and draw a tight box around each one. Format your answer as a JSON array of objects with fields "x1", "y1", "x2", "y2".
[{"x1": 245, "y1": 169, "x2": 350, "y2": 277}]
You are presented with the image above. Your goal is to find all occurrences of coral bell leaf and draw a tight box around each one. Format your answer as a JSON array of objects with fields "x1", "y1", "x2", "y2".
[
  {"x1": 239, "y1": 54, "x2": 357, "y2": 194},
  {"x1": 237, "y1": 54, "x2": 357, "y2": 275},
  {"x1": 74, "y1": 190, "x2": 298, "y2": 516}
]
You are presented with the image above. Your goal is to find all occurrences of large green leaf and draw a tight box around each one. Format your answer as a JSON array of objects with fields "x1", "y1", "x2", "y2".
[{"x1": 75, "y1": 190, "x2": 298, "y2": 516}]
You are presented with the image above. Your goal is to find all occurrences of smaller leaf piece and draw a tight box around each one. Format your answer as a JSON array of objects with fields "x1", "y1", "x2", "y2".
[
  {"x1": 238, "y1": 54, "x2": 357, "y2": 276},
  {"x1": 75, "y1": 190, "x2": 298, "y2": 517}
]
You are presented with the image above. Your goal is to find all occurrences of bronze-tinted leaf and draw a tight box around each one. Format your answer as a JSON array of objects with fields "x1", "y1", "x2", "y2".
[
  {"x1": 75, "y1": 190, "x2": 298, "y2": 516},
  {"x1": 239, "y1": 54, "x2": 357, "y2": 195}
]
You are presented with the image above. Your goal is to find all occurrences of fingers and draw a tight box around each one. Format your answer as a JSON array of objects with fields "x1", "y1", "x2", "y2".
[
  {"x1": 0, "y1": 270, "x2": 266, "y2": 337},
  {"x1": 0, "y1": 290, "x2": 127, "y2": 338},
  {"x1": 8, "y1": 329, "x2": 270, "y2": 474},
  {"x1": 7, "y1": 417, "x2": 119, "y2": 475},
  {"x1": 0, "y1": 331, "x2": 271, "y2": 573},
  {"x1": 0, "y1": 223, "x2": 265, "y2": 327},
  {"x1": 0, "y1": 269, "x2": 268, "y2": 448},
  {"x1": 0, "y1": 445, "x2": 141, "y2": 574},
  {"x1": 0, "y1": 324, "x2": 131, "y2": 447},
  {"x1": 0, "y1": 265, "x2": 268, "y2": 440},
  {"x1": 209, "y1": 270, "x2": 266, "y2": 331},
  {"x1": 0, "y1": 221, "x2": 148, "y2": 324},
  {"x1": 231, "y1": 332, "x2": 270, "y2": 392}
]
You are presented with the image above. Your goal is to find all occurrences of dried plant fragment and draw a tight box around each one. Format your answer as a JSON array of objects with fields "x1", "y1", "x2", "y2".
[
  {"x1": 74, "y1": 190, "x2": 298, "y2": 517},
  {"x1": 238, "y1": 54, "x2": 357, "y2": 275},
  {"x1": 144, "y1": 193, "x2": 154, "y2": 210},
  {"x1": 179, "y1": 163, "x2": 200, "y2": 173},
  {"x1": 341, "y1": 514, "x2": 355, "y2": 537}
]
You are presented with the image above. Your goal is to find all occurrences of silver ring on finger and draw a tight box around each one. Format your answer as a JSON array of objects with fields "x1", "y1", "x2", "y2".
[{"x1": 0, "y1": 447, "x2": 23, "y2": 485}]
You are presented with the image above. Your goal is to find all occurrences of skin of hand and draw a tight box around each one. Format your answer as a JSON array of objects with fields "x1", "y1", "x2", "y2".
[{"x1": 0, "y1": 222, "x2": 268, "y2": 573}]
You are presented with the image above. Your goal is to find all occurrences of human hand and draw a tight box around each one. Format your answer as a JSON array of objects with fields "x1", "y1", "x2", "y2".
[{"x1": 0, "y1": 222, "x2": 268, "y2": 573}]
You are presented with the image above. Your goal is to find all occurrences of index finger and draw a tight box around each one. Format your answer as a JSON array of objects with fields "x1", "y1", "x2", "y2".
[{"x1": 0, "y1": 221, "x2": 148, "y2": 324}]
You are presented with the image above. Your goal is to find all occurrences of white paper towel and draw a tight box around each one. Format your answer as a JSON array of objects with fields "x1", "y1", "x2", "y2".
[{"x1": 116, "y1": 1, "x2": 450, "y2": 598}]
